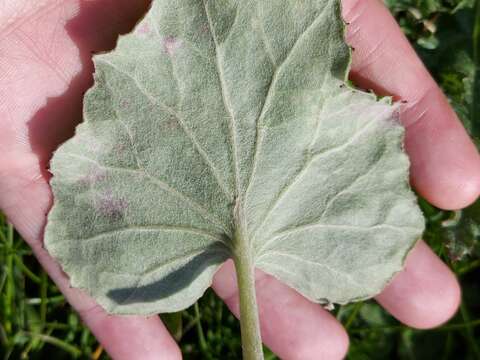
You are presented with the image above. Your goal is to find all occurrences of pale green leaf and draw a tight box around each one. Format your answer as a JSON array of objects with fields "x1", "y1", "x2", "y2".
[{"x1": 45, "y1": 0, "x2": 425, "y2": 315}]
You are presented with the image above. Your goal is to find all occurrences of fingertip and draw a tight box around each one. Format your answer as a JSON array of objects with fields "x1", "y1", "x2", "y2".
[
  {"x1": 338, "y1": 331, "x2": 350, "y2": 360},
  {"x1": 405, "y1": 274, "x2": 461, "y2": 330},
  {"x1": 338, "y1": 330, "x2": 350, "y2": 360},
  {"x1": 324, "y1": 322, "x2": 350, "y2": 360},
  {"x1": 421, "y1": 167, "x2": 480, "y2": 211},
  {"x1": 290, "y1": 308, "x2": 349, "y2": 360},
  {"x1": 376, "y1": 241, "x2": 461, "y2": 329},
  {"x1": 457, "y1": 168, "x2": 480, "y2": 208},
  {"x1": 416, "y1": 274, "x2": 461, "y2": 330},
  {"x1": 405, "y1": 103, "x2": 480, "y2": 210},
  {"x1": 434, "y1": 164, "x2": 480, "y2": 210}
]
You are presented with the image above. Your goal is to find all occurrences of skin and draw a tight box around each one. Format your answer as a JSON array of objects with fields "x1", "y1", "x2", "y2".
[{"x1": 0, "y1": 0, "x2": 479, "y2": 359}]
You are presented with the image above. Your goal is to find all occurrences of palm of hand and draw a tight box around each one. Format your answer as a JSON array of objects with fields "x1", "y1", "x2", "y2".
[{"x1": 1, "y1": 1, "x2": 479, "y2": 359}]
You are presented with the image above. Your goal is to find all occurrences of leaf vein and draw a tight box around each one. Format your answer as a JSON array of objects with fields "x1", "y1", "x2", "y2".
[
  {"x1": 70, "y1": 225, "x2": 228, "y2": 246},
  {"x1": 251, "y1": 106, "x2": 392, "y2": 243},
  {"x1": 95, "y1": 58, "x2": 234, "y2": 201},
  {"x1": 255, "y1": 6, "x2": 276, "y2": 67},
  {"x1": 244, "y1": 4, "x2": 332, "y2": 232},
  {"x1": 202, "y1": 0, "x2": 240, "y2": 196},
  {"x1": 259, "y1": 223, "x2": 421, "y2": 255},
  {"x1": 259, "y1": 251, "x2": 363, "y2": 291},
  {"x1": 60, "y1": 152, "x2": 230, "y2": 234}
]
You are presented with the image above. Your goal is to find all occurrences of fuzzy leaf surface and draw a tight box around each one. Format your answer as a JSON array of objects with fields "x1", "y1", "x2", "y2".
[{"x1": 45, "y1": 0, "x2": 425, "y2": 314}]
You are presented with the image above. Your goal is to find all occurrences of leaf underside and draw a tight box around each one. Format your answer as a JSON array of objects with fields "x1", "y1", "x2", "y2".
[{"x1": 45, "y1": 0, "x2": 424, "y2": 315}]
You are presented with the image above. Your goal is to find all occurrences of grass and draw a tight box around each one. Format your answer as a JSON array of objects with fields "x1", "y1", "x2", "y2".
[{"x1": 1, "y1": 1, "x2": 480, "y2": 359}]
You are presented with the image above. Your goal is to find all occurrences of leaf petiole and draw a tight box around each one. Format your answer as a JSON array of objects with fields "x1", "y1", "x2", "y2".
[{"x1": 233, "y1": 229, "x2": 264, "y2": 360}]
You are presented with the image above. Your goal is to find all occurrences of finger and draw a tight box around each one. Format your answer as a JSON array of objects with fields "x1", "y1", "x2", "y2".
[
  {"x1": 213, "y1": 261, "x2": 349, "y2": 360},
  {"x1": 342, "y1": 0, "x2": 480, "y2": 210},
  {"x1": 376, "y1": 240, "x2": 461, "y2": 329}
]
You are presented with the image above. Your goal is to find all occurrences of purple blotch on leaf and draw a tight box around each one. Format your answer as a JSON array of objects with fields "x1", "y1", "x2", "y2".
[
  {"x1": 136, "y1": 22, "x2": 151, "y2": 36},
  {"x1": 79, "y1": 169, "x2": 107, "y2": 186},
  {"x1": 96, "y1": 190, "x2": 128, "y2": 220},
  {"x1": 163, "y1": 36, "x2": 182, "y2": 56}
]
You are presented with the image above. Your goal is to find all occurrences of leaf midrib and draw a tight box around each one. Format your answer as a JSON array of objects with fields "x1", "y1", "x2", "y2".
[{"x1": 202, "y1": 0, "x2": 241, "y2": 200}]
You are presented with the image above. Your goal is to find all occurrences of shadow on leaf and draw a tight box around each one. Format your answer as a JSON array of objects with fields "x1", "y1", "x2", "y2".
[{"x1": 106, "y1": 243, "x2": 229, "y2": 306}]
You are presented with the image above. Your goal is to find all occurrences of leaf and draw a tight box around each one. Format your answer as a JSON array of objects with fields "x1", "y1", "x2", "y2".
[{"x1": 45, "y1": 0, "x2": 424, "y2": 315}]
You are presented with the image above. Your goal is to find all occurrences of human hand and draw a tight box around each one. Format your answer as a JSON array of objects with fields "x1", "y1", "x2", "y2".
[{"x1": 0, "y1": 1, "x2": 479, "y2": 359}]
